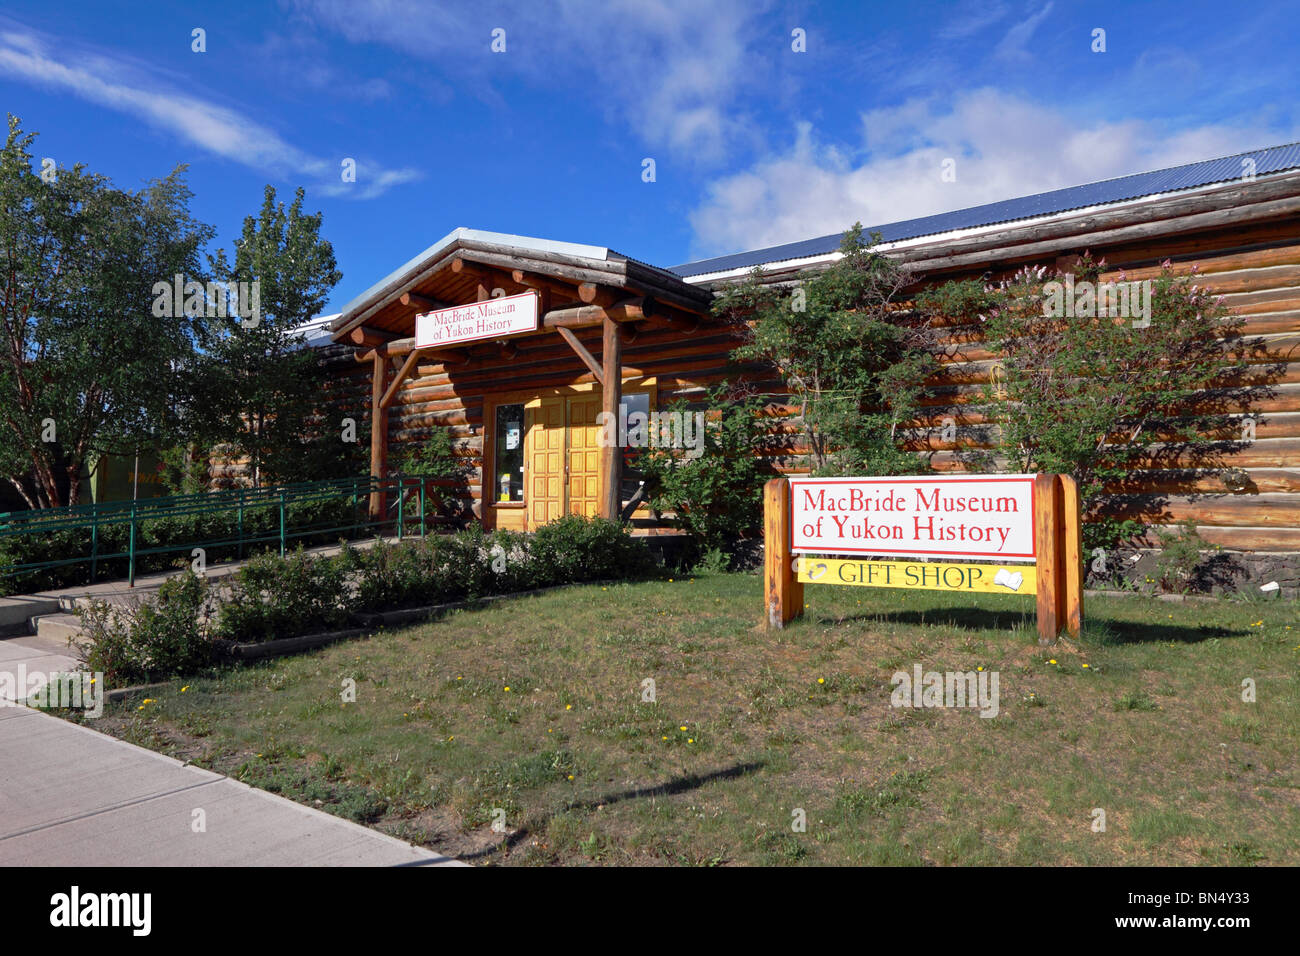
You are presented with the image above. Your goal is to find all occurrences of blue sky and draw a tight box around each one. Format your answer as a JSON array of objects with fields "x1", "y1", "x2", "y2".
[{"x1": 2, "y1": 0, "x2": 1297, "y2": 313}]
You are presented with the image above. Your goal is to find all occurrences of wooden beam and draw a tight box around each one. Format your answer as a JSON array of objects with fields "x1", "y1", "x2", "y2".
[
  {"x1": 349, "y1": 326, "x2": 401, "y2": 347},
  {"x1": 599, "y1": 314, "x2": 623, "y2": 521},
  {"x1": 369, "y1": 353, "x2": 388, "y2": 519},
  {"x1": 380, "y1": 349, "x2": 422, "y2": 409},
  {"x1": 355, "y1": 338, "x2": 471, "y2": 364},
  {"x1": 400, "y1": 291, "x2": 450, "y2": 311},
  {"x1": 557, "y1": 326, "x2": 604, "y2": 385},
  {"x1": 578, "y1": 282, "x2": 600, "y2": 304},
  {"x1": 543, "y1": 297, "x2": 654, "y2": 329}
]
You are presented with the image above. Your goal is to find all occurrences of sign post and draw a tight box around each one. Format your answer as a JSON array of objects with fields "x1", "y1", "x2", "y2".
[
  {"x1": 764, "y1": 473, "x2": 1082, "y2": 643},
  {"x1": 763, "y1": 478, "x2": 803, "y2": 629}
]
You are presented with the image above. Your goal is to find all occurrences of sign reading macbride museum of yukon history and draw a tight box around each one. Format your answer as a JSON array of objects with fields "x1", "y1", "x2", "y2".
[
  {"x1": 415, "y1": 290, "x2": 538, "y2": 349},
  {"x1": 766, "y1": 473, "x2": 1081, "y2": 643},
  {"x1": 789, "y1": 475, "x2": 1037, "y2": 562}
]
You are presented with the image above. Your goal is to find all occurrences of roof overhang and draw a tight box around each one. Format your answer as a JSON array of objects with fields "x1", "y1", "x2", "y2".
[{"x1": 330, "y1": 227, "x2": 714, "y2": 344}]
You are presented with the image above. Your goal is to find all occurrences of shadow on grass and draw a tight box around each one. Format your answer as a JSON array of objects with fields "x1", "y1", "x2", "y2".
[
  {"x1": 457, "y1": 759, "x2": 767, "y2": 862},
  {"x1": 832, "y1": 607, "x2": 1240, "y2": 645}
]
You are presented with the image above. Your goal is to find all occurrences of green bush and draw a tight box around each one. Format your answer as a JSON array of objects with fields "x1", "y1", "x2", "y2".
[
  {"x1": 530, "y1": 514, "x2": 655, "y2": 584},
  {"x1": 77, "y1": 570, "x2": 214, "y2": 685},
  {"x1": 214, "y1": 547, "x2": 352, "y2": 643},
  {"x1": 74, "y1": 518, "x2": 655, "y2": 676},
  {"x1": 347, "y1": 518, "x2": 652, "y2": 613}
]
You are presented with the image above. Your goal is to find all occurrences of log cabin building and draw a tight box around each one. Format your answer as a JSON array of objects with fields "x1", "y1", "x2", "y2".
[{"x1": 320, "y1": 143, "x2": 1300, "y2": 573}]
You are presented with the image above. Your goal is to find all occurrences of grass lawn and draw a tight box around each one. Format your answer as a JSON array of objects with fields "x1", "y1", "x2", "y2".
[{"x1": 72, "y1": 573, "x2": 1300, "y2": 865}]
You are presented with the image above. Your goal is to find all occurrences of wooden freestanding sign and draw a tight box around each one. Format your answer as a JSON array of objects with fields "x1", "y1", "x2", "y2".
[{"x1": 764, "y1": 473, "x2": 1082, "y2": 644}]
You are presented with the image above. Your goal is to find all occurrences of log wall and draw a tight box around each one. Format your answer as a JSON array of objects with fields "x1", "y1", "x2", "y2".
[{"x1": 318, "y1": 216, "x2": 1300, "y2": 551}]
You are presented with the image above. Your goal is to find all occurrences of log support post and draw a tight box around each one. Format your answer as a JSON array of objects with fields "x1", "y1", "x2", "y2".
[
  {"x1": 599, "y1": 315, "x2": 622, "y2": 521},
  {"x1": 763, "y1": 477, "x2": 803, "y2": 629},
  {"x1": 369, "y1": 352, "x2": 389, "y2": 519}
]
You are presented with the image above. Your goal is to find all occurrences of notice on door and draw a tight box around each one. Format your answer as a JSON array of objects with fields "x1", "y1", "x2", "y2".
[{"x1": 789, "y1": 475, "x2": 1037, "y2": 562}]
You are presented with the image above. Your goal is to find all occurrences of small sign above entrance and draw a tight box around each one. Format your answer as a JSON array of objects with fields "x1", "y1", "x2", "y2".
[{"x1": 415, "y1": 290, "x2": 539, "y2": 349}]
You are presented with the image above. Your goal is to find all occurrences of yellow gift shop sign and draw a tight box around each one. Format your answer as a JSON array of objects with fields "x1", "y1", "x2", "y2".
[{"x1": 797, "y1": 557, "x2": 1035, "y2": 595}]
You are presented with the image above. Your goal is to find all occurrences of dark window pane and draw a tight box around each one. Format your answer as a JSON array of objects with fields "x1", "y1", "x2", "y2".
[{"x1": 494, "y1": 403, "x2": 524, "y2": 502}]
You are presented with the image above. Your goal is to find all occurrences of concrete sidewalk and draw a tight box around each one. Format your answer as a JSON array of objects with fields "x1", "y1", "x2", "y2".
[{"x1": 0, "y1": 706, "x2": 464, "y2": 867}]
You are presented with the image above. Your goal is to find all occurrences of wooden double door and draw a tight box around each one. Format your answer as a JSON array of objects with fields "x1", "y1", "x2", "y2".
[{"x1": 523, "y1": 394, "x2": 603, "y2": 529}]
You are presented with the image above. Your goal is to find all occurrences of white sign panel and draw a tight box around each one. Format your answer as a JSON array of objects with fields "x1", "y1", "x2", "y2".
[
  {"x1": 415, "y1": 291, "x2": 538, "y2": 349},
  {"x1": 789, "y1": 475, "x2": 1038, "y2": 562}
]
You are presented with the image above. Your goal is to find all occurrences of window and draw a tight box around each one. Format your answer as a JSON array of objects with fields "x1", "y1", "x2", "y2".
[
  {"x1": 620, "y1": 392, "x2": 652, "y2": 504},
  {"x1": 494, "y1": 403, "x2": 525, "y2": 502}
]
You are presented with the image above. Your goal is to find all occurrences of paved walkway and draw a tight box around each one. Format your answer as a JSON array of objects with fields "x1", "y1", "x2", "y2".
[{"x1": 0, "y1": 705, "x2": 463, "y2": 866}]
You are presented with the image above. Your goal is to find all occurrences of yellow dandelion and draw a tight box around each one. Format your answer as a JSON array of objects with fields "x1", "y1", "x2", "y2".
[
  {"x1": 567, "y1": 774, "x2": 574, "y2": 780},
  {"x1": 504, "y1": 686, "x2": 511, "y2": 692},
  {"x1": 566, "y1": 704, "x2": 572, "y2": 710},
  {"x1": 688, "y1": 738, "x2": 694, "y2": 744},
  {"x1": 817, "y1": 678, "x2": 825, "y2": 684},
  {"x1": 662, "y1": 735, "x2": 668, "y2": 741},
  {"x1": 679, "y1": 725, "x2": 687, "y2": 731},
  {"x1": 180, "y1": 685, "x2": 189, "y2": 692},
  {"x1": 976, "y1": 666, "x2": 984, "y2": 672},
  {"x1": 1082, "y1": 663, "x2": 1090, "y2": 669},
  {"x1": 1048, "y1": 659, "x2": 1057, "y2": 665}
]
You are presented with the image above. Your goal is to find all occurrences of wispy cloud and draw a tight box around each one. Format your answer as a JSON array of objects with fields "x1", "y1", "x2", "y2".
[
  {"x1": 994, "y1": 1, "x2": 1054, "y2": 61},
  {"x1": 290, "y1": 0, "x2": 772, "y2": 164},
  {"x1": 687, "y1": 88, "x2": 1296, "y2": 258},
  {"x1": 0, "y1": 26, "x2": 419, "y2": 199}
]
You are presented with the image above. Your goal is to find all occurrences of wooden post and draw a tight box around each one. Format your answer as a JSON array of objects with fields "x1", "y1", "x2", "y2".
[
  {"x1": 763, "y1": 477, "x2": 803, "y2": 629},
  {"x1": 599, "y1": 315, "x2": 622, "y2": 521},
  {"x1": 1060, "y1": 474, "x2": 1084, "y2": 639},
  {"x1": 1033, "y1": 473, "x2": 1063, "y2": 644},
  {"x1": 369, "y1": 352, "x2": 388, "y2": 519}
]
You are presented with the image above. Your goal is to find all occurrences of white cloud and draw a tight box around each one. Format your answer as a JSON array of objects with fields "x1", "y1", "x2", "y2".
[
  {"x1": 687, "y1": 89, "x2": 1297, "y2": 259},
  {"x1": 291, "y1": 0, "x2": 770, "y2": 163},
  {"x1": 0, "y1": 27, "x2": 419, "y2": 199}
]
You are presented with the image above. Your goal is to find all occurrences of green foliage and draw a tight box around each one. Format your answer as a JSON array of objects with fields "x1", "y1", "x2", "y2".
[
  {"x1": 0, "y1": 114, "x2": 215, "y2": 507},
  {"x1": 214, "y1": 547, "x2": 352, "y2": 643},
  {"x1": 720, "y1": 224, "x2": 936, "y2": 476},
  {"x1": 917, "y1": 253, "x2": 1254, "y2": 550},
  {"x1": 1152, "y1": 519, "x2": 1206, "y2": 594},
  {"x1": 78, "y1": 570, "x2": 214, "y2": 684},
  {"x1": 185, "y1": 185, "x2": 346, "y2": 486},
  {"x1": 529, "y1": 514, "x2": 656, "y2": 583},
  {"x1": 346, "y1": 516, "x2": 655, "y2": 612},
  {"x1": 398, "y1": 427, "x2": 463, "y2": 480},
  {"x1": 635, "y1": 385, "x2": 770, "y2": 555}
]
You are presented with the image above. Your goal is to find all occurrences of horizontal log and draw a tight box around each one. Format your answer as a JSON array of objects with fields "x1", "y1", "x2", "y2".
[{"x1": 1105, "y1": 492, "x2": 1300, "y2": 528}]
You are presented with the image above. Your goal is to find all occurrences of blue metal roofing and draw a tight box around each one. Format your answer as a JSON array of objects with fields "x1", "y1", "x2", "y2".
[{"x1": 669, "y1": 142, "x2": 1300, "y2": 278}]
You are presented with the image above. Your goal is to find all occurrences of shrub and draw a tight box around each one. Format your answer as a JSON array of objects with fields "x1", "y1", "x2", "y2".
[
  {"x1": 529, "y1": 515, "x2": 655, "y2": 585},
  {"x1": 77, "y1": 570, "x2": 214, "y2": 685},
  {"x1": 635, "y1": 385, "x2": 771, "y2": 559},
  {"x1": 214, "y1": 547, "x2": 352, "y2": 643},
  {"x1": 1152, "y1": 519, "x2": 1206, "y2": 594}
]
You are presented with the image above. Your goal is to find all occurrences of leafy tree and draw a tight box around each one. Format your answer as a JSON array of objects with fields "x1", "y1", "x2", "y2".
[
  {"x1": 719, "y1": 224, "x2": 935, "y2": 476},
  {"x1": 0, "y1": 115, "x2": 213, "y2": 507},
  {"x1": 916, "y1": 253, "x2": 1260, "y2": 548},
  {"x1": 189, "y1": 185, "x2": 343, "y2": 486},
  {"x1": 635, "y1": 384, "x2": 772, "y2": 555}
]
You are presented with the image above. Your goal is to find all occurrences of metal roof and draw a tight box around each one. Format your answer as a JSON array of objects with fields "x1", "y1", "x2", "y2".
[{"x1": 669, "y1": 142, "x2": 1300, "y2": 278}]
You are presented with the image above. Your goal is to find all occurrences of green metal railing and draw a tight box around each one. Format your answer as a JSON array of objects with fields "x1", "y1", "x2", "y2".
[{"x1": 0, "y1": 475, "x2": 439, "y2": 592}]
